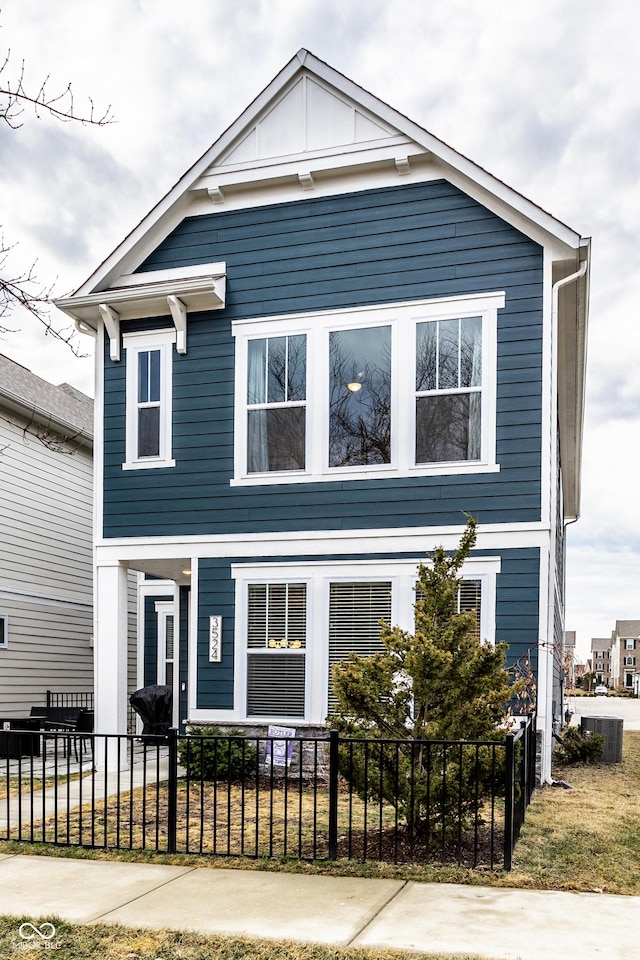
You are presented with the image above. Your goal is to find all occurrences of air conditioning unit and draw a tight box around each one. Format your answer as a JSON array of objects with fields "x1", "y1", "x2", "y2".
[{"x1": 581, "y1": 716, "x2": 623, "y2": 763}]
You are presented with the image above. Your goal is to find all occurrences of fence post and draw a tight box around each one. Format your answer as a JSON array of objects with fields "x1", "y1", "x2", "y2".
[
  {"x1": 520, "y1": 719, "x2": 529, "y2": 823},
  {"x1": 328, "y1": 730, "x2": 339, "y2": 860},
  {"x1": 503, "y1": 731, "x2": 515, "y2": 871},
  {"x1": 167, "y1": 727, "x2": 178, "y2": 854}
]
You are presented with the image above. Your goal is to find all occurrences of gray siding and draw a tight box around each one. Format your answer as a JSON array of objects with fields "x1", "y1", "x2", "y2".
[
  {"x1": 103, "y1": 180, "x2": 543, "y2": 539},
  {"x1": 0, "y1": 412, "x2": 93, "y2": 716}
]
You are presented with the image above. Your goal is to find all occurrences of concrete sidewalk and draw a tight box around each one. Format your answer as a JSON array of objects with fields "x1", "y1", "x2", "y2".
[{"x1": 0, "y1": 852, "x2": 636, "y2": 959}]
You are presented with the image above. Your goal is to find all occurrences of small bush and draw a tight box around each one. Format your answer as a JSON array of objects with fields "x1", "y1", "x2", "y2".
[
  {"x1": 556, "y1": 726, "x2": 604, "y2": 764},
  {"x1": 178, "y1": 726, "x2": 257, "y2": 781}
]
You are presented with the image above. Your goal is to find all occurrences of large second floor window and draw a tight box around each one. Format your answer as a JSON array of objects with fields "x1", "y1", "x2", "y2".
[{"x1": 233, "y1": 292, "x2": 502, "y2": 484}]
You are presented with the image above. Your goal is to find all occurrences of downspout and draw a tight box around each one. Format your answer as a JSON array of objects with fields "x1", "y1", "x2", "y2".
[{"x1": 544, "y1": 260, "x2": 588, "y2": 782}]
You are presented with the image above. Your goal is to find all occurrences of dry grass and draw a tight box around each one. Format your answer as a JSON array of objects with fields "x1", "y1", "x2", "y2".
[
  {"x1": 0, "y1": 916, "x2": 492, "y2": 960},
  {"x1": 506, "y1": 729, "x2": 640, "y2": 894}
]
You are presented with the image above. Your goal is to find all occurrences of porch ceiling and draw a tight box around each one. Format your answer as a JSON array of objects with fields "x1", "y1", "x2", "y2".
[{"x1": 128, "y1": 558, "x2": 192, "y2": 587}]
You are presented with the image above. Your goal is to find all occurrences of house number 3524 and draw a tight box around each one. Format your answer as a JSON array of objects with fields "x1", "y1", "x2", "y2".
[{"x1": 209, "y1": 616, "x2": 222, "y2": 663}]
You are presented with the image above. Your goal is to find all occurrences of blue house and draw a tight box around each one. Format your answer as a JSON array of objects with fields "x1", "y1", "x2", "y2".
[{"x1": 56, "y1": 50, "x2": 590, "y2": 781}]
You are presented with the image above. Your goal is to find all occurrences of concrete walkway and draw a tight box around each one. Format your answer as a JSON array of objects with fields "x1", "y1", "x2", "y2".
[
  {"x1": 0, "y1": 748, "x2": 169, "y2": 831},
  {"x1": 0, "y1": 852, "x2": 636, "y2": 960}
]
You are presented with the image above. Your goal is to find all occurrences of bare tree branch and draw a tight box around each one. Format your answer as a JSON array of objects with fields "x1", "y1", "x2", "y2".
[
  {"x1": 0, "y1": 50, "x2": 114, "y2": 128},
  {"x1": 0, "y1": 39, "x2": 113, "y2": 350},
  {"x1": 0, "y1": 233, "x2": 86, "y2": 355}
]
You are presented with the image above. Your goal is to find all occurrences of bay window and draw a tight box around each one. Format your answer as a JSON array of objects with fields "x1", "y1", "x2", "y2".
[{"x1": 233, "y1": 292, "x2": 502, "y2": 483}]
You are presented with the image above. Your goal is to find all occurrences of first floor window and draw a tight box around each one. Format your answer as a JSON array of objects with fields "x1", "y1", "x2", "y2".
[
  {"x1": 232, "y1": 559, "x2": 494, "y2": 724},
  {"x1": 123, "y1": 330, "x2": 175, "y2": 469},
  {"x1": 0, "y1": 614, "x2": 7, "y2": 648},
  {"x1": 328, "y1": 581, "x2": 392, "y2": 708},
  {"x1": 246, "y1": 583, "x2": 307, "y2": 718}
]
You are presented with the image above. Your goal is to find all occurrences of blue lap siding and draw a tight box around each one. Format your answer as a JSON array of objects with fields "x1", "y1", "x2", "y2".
[
  {"x1": 102, "y1": 179, "x2": 543, "y2": 539},
  {"x1": 195, "y1": 549, "x2": 540, "y2": 711}
]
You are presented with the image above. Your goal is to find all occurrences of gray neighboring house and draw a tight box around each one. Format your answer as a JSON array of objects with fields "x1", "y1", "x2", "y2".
[{"x1": 0, "y1": 353, "x2": 94, "y2": 715}]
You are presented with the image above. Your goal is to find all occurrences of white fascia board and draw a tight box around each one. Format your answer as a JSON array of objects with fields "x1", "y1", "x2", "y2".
[
  {"x1": 94, "y1": 521, "x2": 552, "y2": 563},
  {"x1": 55, "y1": 269, "x2": 226, "y2": 329},
  {"x1": 65, "y1": 50, "x2": 587, "y2": 302},
  {"x1": 298, "y1": 51, "x2": 585, "y2": 252}
]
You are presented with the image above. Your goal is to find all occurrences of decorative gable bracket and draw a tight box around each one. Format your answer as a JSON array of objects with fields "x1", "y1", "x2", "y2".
[{"x1": 55, "y1": 264, "x2": 227, "y2": 360}]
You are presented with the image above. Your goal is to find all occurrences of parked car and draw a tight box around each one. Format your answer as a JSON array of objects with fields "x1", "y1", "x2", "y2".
[{"x1": 594, "y1": 685, "x2": 608, "y2": 696}]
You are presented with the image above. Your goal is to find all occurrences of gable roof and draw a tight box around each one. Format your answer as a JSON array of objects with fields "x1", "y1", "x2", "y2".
[
  {"x1": 62, "y1": 48, "x2": 590, "y2": 300},
  {"x1": 0, "y1": 353, "x2": 93, "y2": 447}
]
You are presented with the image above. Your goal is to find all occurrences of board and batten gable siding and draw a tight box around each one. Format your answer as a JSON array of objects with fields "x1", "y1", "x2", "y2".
[
  {"x1": 0, "y1": 413, "x2": 93, "y2": 715},
  {"x1": 194, "y1": 548, "x2": 540, "y2": 711},
  {"x1": 103, "y1": 180, "x2": 544, "y2": 539}
]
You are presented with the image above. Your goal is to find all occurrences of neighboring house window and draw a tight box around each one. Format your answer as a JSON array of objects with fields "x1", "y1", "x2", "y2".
[
  {"x1": 247, "y1": 335, "x2": 306, "y2": 472},
  {"x1": 246, "y1": 582, "x2": 307, "y2": 718},
  {"x1": 123, "y1": 330, "x2": 176, "y2": 470},
  {"x1": 0, "y1": 614, "x2": 7, "y2": 648},
  {"x1": 625, "y1": 639, "x2": 635, "y2": 650},
  {"x1": 228, "y1": 558, "x2": 497, "y2": 725},
  {"x1": 233, "y1": 292, "x2": 502, "y2": 484}
]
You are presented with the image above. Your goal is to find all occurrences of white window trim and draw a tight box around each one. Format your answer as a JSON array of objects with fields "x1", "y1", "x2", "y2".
[
  {"x1": 221, "y1": 557, "x2": 500, "y2": 725},
  {"x1": 123, "y1": 329, "x2": 176, "y2": 470},
  {"x1": 232, "y1": 293, "x2": 503, "y2": 486},
  {"x1": 0, "y1": 614, "x2": 7, "y2": 648}
]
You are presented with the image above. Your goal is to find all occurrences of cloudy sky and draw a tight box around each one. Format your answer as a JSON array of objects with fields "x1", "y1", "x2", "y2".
[{"x1": 1, "y1": 0, "x2": 638, "y2": 658}]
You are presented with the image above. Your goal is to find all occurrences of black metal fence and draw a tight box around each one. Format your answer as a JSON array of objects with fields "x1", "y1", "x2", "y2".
[{"x1": 0, "y1": 717, "x2": 536, "y2": 870}]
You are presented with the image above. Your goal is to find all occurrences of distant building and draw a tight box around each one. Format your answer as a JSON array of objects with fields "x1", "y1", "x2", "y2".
[
  {"x1": 611, "y1": 620, "x2": 640, "y2": 692},
  {"x1": 591, "y1": 637, "x2": 613, "y2": 687}
]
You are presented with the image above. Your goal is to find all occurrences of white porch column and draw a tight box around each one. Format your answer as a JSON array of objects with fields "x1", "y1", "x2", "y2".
[{"x1": 95, "y1": 560, "x2": 129, "y2": 735}]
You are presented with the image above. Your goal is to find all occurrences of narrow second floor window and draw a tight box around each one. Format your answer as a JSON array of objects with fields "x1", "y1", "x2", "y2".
[
  {"x1": 123, "y1": 330, "x2": 175, "y2": 471},
  {"x1": 137, "y1": 350, "x2": 161, "y2": 458}
]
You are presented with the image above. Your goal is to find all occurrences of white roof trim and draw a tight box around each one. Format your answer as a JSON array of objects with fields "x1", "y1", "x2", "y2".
[
  {"x1": 55, "y1": 267, "x2": 227, "y2": 358},
  {"x1": 66, "y1": 49, "x2": 587, "y2": 300}
]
